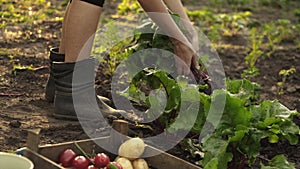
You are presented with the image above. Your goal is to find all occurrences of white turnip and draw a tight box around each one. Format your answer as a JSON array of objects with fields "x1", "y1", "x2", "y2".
[
  {"x1": 118, "y1": 138, "x2": 145, "y2": 160},
  {"x1": 132, "y1": 159, "x2": 149, "y2": 169}
]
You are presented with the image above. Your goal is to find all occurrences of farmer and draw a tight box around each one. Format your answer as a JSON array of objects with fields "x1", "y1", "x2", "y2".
[{"x1": 45, "y1": 0, "x2": 199, "y2": 120}]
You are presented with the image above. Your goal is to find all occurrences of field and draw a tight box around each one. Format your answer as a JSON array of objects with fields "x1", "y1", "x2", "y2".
[{"x1": 1, "y1": 0, "x2": 300, "y2": 168}]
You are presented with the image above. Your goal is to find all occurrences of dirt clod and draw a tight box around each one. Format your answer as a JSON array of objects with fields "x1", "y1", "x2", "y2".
[{"x1": 9, "y1": 120, "x2": 21, "y2": 128}]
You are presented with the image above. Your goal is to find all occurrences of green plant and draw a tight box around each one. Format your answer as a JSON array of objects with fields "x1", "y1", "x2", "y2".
[
  {"x1": 187, "y1": 9, "x2": 254, "y2": 37},
  {"x1": 94, "y1": 12, "x2": 198, "y2": 75},
  {"x1": 121, "y1": 68, "x2": 299, "y2": 168},
  {"x1": 207, "y1": 24, "x2": 222, "y2": 44},
  {"x1": 0, "y1": 0, "x2": 59, "y2": 26},
  {"x1": 262, "y1": 23, "x2": 279, "y2": 56},
  {"x1": 242, "y1": 28, "x2": 264, "y2": 78},
  {"x1": 294, "y1": 8, "x2": 300, "y2": 18},
  {"x1": 117, "y1": 0, "x2": 142, "y2": 15},
  {"x1": 277, "y1": 67, "x2": 296, "y2": 95},
  {"x1": 186, "y1": 9, "x2": 216, "y2": 27},
  {"x1": 263, "y1": 19, "x2": 296, "y2": 57},
  {"x1": 180, "y1": 79, "x2": 298, "y2": 169},
  {"x1": 261, "y1": 154, "x2": 295, "y2": 168},
  {"x1": 106, "y1": 14, "x2": 299, "y2": 169},
  {"x1": 120, "y1": 68, "x2": 204, "y2": 131},
  {"x1": 108, "y1": 20, "x2": 299, "y2": 168},
  {"x1": 218, "y1": 11, "x2": 252, "y2": 37},
  {"x1": 92, "y1": 22, "x2": 135, "y2": 75}
]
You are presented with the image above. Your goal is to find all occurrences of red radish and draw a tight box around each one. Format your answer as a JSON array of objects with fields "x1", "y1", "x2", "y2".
[
  {"x1": 72, "y1": 156, "x2": 89, "y2": 169},
  {"x1": 94, "y1": 153, "x2": 110, "y2": 168},
  {"x1": 59, "y1": 149, "x2": 76, "y2": 167}
]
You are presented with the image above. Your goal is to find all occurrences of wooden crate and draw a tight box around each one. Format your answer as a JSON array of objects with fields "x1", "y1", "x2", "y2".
[{"x1": 23, "y1": 120, "x2": 202, "y2": 169}]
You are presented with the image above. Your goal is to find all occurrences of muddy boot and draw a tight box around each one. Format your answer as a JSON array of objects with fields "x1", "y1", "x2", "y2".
[
  {"x1": 52, "y1": 58, "x2": 125, "y2": 120},
  {"x1": 45, "y1": 48, "x2": 111, "y2": 104},
  {"x1": 45, "y1": 48, "x2": 64, "y2": 102}
]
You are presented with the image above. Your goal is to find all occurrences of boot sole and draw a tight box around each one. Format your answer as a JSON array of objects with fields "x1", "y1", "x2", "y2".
[{"x1": 52, "y1": 113, "x2": 78, "y2": 121}]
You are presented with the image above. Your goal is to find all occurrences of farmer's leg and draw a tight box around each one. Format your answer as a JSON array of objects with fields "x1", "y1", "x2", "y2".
[
  {"x1": 59, "y1": 0, "x2": 105, "y2": 54},
  {"x1": 45, "y1": 0, "x2": 103, "y2": 101},
  {"x1": 61, "y1": 0, "x2": 104, "y2": 62},
  {"x1": 52, "y1": 0, "x2": 124, "y2": 120},
  {"x1": 58, "y1": 1, "x2": 71, "y2": 54}
]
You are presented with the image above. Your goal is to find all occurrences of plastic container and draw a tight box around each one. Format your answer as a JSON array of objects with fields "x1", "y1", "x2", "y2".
[{"x1": 0, "y1": 152, "x2": 34, "y2": 169}]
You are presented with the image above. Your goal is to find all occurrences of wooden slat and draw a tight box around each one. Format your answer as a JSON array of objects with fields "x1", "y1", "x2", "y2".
[
  {"x1": 23, "y1": 120, "x2": 202, "y2": 169},
  {"x1": 38, "y1": 136, "x2": 112, "y2": 162},
  {"x1": 26, "y1": 129, "x2": 41, "y2": 152},
  {"x1": 24, "y1": 148, "x2": 64, "y2": 169},
  {"x1": 36, "y1": 138, "x2": 201, "y2": 169},
  {"x1": 144, "y1": 146, "x2": 202, "y2": 169}
]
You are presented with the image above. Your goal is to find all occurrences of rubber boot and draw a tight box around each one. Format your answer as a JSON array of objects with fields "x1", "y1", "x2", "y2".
[
  {"x1": 45, "y1": 48, "x2": 64, "y2": 102},
  {"x1": 45, "y1": 48, "x2": 111, "y2": 104},
  {"x1": 52, "y1": 58, "x2": 125, "y2": 120}
]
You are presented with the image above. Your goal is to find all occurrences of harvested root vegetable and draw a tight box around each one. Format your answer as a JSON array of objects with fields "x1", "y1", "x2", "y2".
[
  {"x1": 116, "y1": 157, "x2": 133, "y2": 169},
  {"x1": 118, "y1": 138, "x2": 145, "y2": 160},
  {"x1": 132, "y1": 159, "x2": 149, "y2": 169}
]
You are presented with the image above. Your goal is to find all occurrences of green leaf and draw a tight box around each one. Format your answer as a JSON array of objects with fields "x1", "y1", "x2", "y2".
[
  {"x1": 229, "y1": 129, "x2": 248, "y2": 142},
  {"x1": 192, "y1": 93, "x2": 210, "y2": 133},
  {"x1": 271, "y1": 101, "x2": 298, "y2": 118},
  {"x1": 269, "y1": 125, "x2": 280, "y2": 134},
  {"x1": 148, "y1": 89, "x2": 166, "y2": 112},
  {"x1": 264, "y1": 118, "x2": 282, "y2": 126},
  {"x1": 269, "y1": 134, "x2": 279, "y2": 143},
  {"x1": 226, "y1": 78, "x2": 260, "y2": 96},
  {"x1": 180, "y1": 139, "x2": 204, "y2": 158},
  {"x1": 169, "y1": 85, "x2": 200, "y2": 131},
  {"x1": 250, "y1": 100, "x2": 298, "y2": 123},
  {"x1": 261, "y1": 155, "x2": 295, "y2": 169},
  {"x1": 280, "y1": 121, "x2": 300, "y2": 145},
  {"x1": 283, "y1": 134, "x2": 299, "y2": 145},
  {"x1": 204, "y1": 157, "x2": 218, "y2": 169},
  {"x1": 152, "y1": 71, "x2": 181, "y2": 112},
  {"x1": 202, "y1": 135, "x2": 232, "y2": 169},
  {"x1": 221, "y1": 128, "x2": 234, "y2": 136},
  {"x1": 205, "y1": 89, "x2": 227, "y2": 127},
  {"x1": 203, "y1": 136, "x2": 228, "y2": 156},
  {"x1": 224, "y1": 92, "x2": 252, "y2": 127},
  {"x1": 237, "y1": 129, "x2": 265, "y2": 157},
  {"x1": 107, "y1": 163, "x2": 119, "y2": 169}
]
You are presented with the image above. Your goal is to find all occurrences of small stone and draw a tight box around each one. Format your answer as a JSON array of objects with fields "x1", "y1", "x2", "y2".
[
  {"x1": 9, "y1": 120, "x2": 21, "y2": 128},
  {"x1": 287, "y1": 87, "x2": 297, "y2": 93},
  {"x1": 295, "y1": 85, "x2": 300, "y2": 90},
  {"x1": 271, "y1": 85, "x2": 277, "y2": 92}
]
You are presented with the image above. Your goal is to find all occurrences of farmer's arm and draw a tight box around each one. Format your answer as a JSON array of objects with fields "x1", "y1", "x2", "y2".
[
  {"x1": 162, "y1": 0, "x2": 190, "y2": 21},
  {"x1": 162, "y1": 0, "x2": 195, "y2": 34},
  {"x1": 137, "y1": 0, "x2": 189, "y2": 45},
  {"x1": 163, "y1": 0, "x2": 199, "y2": 57},
  {"x1": 137, "y1": 0, "x2": 199, "y2": 74}
]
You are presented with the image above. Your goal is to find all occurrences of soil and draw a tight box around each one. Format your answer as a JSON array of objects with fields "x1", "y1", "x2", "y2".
[{"x1": 1, "y1": 0, "x2": 300, "y2": 168}]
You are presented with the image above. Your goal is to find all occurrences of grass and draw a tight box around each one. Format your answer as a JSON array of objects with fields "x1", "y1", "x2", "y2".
[{"x1": 0, "y1": 0, "x2": 65, "y2": 29}]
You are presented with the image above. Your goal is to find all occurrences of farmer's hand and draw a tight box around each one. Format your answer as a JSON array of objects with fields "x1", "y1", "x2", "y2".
[
  {"x1": 172, "y1": 39, "x2": 199, "y2": 75},
  {"x1": 186, "y1": 27, "x2": 200, "y2": 55}
]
